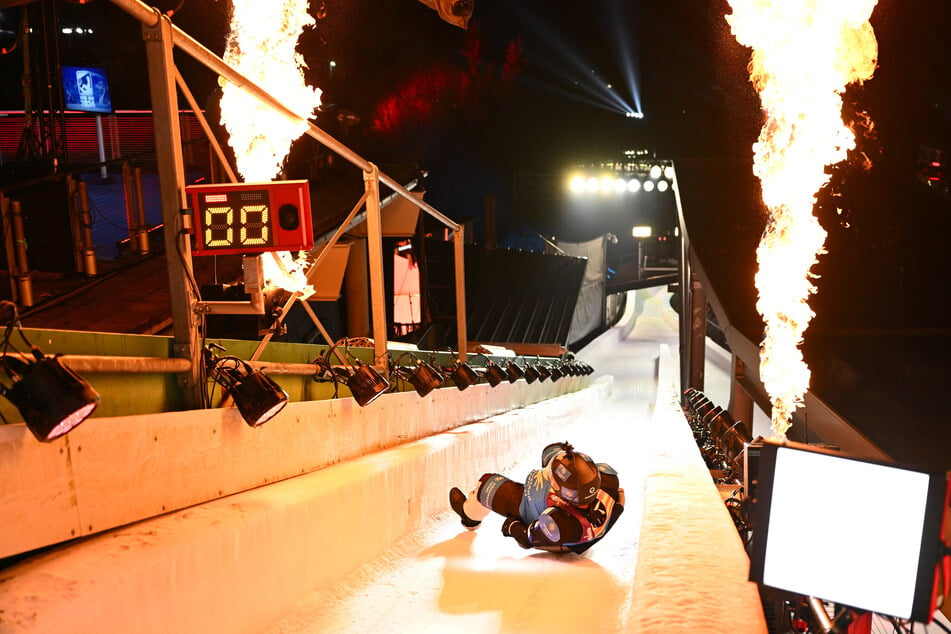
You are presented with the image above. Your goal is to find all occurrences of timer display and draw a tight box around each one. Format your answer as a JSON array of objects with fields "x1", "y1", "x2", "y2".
[{"x1": 185, "y1": 180, "x2": 314, "y2": 256}]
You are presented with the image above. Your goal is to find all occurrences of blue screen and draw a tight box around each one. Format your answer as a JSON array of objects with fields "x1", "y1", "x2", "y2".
[{"x1": 62, "y1": 66, "x2": 112, "y2": 114}]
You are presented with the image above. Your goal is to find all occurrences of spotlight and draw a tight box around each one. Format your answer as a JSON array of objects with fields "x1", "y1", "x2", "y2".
[
  {"x1": 643, "y1": 180, "x2": 655, "y2": 192},
  {"x1": 523, "y1": 363, "x2": 541, "y2": 384},
  {"x1": 209, "y1": 355, "x2": 288, "y2": 427},
  {"x1": 663, "y1": 165, "x2": 675, "y2": 180},
  {"x1": 534, "y1": 361, "x2": 552, "y2": 382},
  {"x1": 345, "y1": 363, "x2": 391, "y2": 407},
  {"x1": 568, "y1": 174, "x2": 586, "y2": 194},
  {"x1": 649, "y1": 165, "x2": 663, "y2": 180},
  {"x1": 627, "y1": 179, "x2": 641, "y2": 193},
  {"x1": 393, "y1": 353, "x2": 444, "y2": 397},
  {"x1": 0, "y1": 302, "x2": 99, "y2": 442},
  {"x1": 657, "y1": 180, "x2": 670, "y2": 192},
  {"x1": 505, "y1": 359, "x2": 524, "y2": 383},
  {"x1": 472, "y1": 354, "x2": 507, "y2": 387},
  {"x1": 1, "y1": 350, "x2": 100, "y2": 442},
  {"x1": 311, "y1": 339, "x2": 391, "y2": 407},
  {"x1": 443, "y1": 359, "x2": 479, "y2": 391}
]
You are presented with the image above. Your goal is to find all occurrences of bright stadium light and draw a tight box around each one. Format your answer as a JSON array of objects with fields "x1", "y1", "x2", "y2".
[
  {"x1": 568, "y1": 174, "x2": 586, "y2": 194},
  {"x1": 627, "y1": 178, "x2": 642, "y2": 193}
]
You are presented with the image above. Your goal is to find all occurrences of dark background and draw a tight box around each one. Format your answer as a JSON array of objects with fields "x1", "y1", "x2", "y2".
[{"x1": 1, "y1": 0, "x2": 950, "y2": 470}]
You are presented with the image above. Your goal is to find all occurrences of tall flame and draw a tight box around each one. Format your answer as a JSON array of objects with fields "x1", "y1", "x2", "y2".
[
  {"x1": 726, "y1": 1, "x2": 878, "y2": 438},
  {"x1": 220, "y1": 0, "x2": 322, "y2": 182}
]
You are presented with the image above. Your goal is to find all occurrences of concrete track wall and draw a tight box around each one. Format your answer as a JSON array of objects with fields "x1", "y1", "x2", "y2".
[
  {"x1": 0, "y1": 378, "x2": 612, "y2": 634},
  {"x1": 0, "y1": 375, "x2": 589, "y2": 560}
]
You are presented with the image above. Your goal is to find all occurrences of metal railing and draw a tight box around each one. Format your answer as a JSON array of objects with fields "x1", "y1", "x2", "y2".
[{"x1": 102, "y1": 0, "x2": 469, "y2": 408}]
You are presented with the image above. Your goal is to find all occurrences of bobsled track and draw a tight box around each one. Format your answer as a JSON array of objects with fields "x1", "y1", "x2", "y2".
[
  {"x1": 21, "y1": 283, "x2": 930, "y2": 632},
  {"x1": 0, "y1": 286, "x2": 766, "y2": 633},
  {"x1": 265, "y1": 285, "x2": 769, "y2": 634}
]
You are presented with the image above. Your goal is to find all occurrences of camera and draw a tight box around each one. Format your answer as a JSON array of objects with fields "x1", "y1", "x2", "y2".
[{"x1": 450, "y1": 0, "x2": 474, "y2": 17}]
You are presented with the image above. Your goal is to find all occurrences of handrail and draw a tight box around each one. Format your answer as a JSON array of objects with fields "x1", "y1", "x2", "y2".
[{"x1": 106, "y1": 0, "x2": 460, "y2": 233}]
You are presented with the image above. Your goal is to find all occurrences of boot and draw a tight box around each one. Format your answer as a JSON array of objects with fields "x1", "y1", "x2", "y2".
[{"x1": 449, "y1": 487, "x2": 482, "y2": 529}]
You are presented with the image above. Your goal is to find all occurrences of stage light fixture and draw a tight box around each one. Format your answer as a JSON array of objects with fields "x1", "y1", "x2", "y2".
[
  {"x1": 627, "y1": 179, "x2": 641, "y2": 193},
  {"x1": 657, "y1": 180, "x2": 670, "y2": 192},
  {"x1": 523, "y1": 363, "x2": 540, "y2": 384},
  {"x1": 649, "y1": 165, "x2": 663, "y2": 180},
  {"x1": 393, "y1": 353, "x2": 444, "y2": 397},
  {"x1": 472, "y1": 354, "x2": 508, "y2": 388},
  {"x1": 505, "y1": 359, "x2": 524, "y2": 383},
  {"x1": 535, "y1": 361, "x2": 552, "y2": 382},
  {"x1": 663, "y1": 165, "x2": 675, "y2": 180},
  {"x1": 346, "y1": 363, "x2": 391, "y2": 407},
  {"x1": 208, "y1": 354, "x2": 288, "y2": 427},
  {"x1": 643, "y1": 180, "x2": 655, "y2": 192},
  {"x1": 0, "y1": 302, "x2": 99, "y2": 442},
  {"x1": 443, "y1": 359, "x2": 479, "y2": 391}
]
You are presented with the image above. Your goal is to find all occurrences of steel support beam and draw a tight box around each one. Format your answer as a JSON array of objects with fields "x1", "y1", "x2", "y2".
[{"x1": 141, "y1": 12, "x2": 202, "y2": 408}]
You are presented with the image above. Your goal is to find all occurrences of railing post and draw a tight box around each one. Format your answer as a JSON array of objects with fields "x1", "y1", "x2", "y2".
[
  {"x1": 363, "y1": 163, "x2": 389, "y2": 373},
  {"x1": 453, "y1": 227, "x2": 467, "y2": 362},
  {"x1": 142, "y1": 10, "x2": 203, "y2": 408},
  {"x1": 77, "y1": 180, "x2": 98, "y2": 276},
  {"x1": 0, "y1": 195, "x2": 17, "y2": 302},
  {"x1": 10, "y1": 201, "x2": 34, "y2": 307},
  {"x1": 134, "y1": 167, "x2": 150, "y2": 255}
]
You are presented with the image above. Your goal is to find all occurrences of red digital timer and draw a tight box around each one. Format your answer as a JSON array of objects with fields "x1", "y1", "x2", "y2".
[{"x1": 185, "y1": 180, "x2": 314, "y2": 256}]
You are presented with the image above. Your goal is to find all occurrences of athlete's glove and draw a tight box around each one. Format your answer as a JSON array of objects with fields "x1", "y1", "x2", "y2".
[
  {"x1": 501, "y1": 517, "x2": 532, "y2": 549},
  {"x1": 586, "y1": 500, "x2": 607, "y2": 528}
]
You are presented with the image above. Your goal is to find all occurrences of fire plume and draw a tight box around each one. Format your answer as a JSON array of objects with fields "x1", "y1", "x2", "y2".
[
  {"x1": 726, "y1": 1, "x2": 878, "y2": 438},
  {"x1": 220, "y1": 0, "x2": 322, "y2": 182}
]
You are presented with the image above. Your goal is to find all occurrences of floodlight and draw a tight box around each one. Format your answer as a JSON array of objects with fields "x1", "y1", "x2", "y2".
[
  {"x1": 311, "y1": 340, "x2": 390, "y2": 407},
  {"x1": 643, "y1": 180, "x2": 655, "y2": 192},
  {"x1": 568, "y1": 174, "x2": 586, "y2": 194},
  {"x1": 632, "y1": 226, "x2": 651, "y2": 238},
  {"x1": 345, "y1": 363, "x2": 391, "y2": 407},
  {"x1": 749, "y1": 440, "x2": 951, "y2": 623},
  {"x1": 627, "y1": 179, "x2": 641, "y2": 193},
  {"x1": 523, "y1": 363, "x2": 541, "y2": 384},
  {"x1": 393, "y1": 353, "x2": 444, "y2": 397},
  {"x1": 663, "y1": 165, "x2": 675, "y2": 180},
  {"x1": 649, "y1": 165, "x2": 663, "y2": 180},
  {"x1": 657, "y1": 180, "x2": 670, "y2": 192},
  {"x1": 443, "y1": 359, "x2": 479, "y2": 391},
  {"x1": 209, "y1": 355, "x2": 288, "y2": 427},
  {"x1": 505, "y1": 360, "x2": 524, "y2": 383},
  {"x1": 0, "y1": 301, "x2": 99, "y2": 441},
  {"x1": 2, "y1": 350, "x2": 100, "y2": 442}
]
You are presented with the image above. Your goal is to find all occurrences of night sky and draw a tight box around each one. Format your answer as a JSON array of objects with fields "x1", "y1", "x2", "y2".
[{"x1": 2, "y1": 0, "x2": 951, "y2": 469}]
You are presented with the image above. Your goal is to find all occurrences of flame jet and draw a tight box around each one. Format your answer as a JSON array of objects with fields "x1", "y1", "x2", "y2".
[
  {"x1": 219, "y1": 0, "x2": 322, "y2": 182},
  {"x1": 726, "y1": 0, "x2": 878, "y2": 438}
]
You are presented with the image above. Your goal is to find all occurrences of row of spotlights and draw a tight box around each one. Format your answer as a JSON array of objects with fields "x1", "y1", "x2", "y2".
[
  {"x1": 392, "y1": 353, "x2": 595, "y2": 398},
  {"x1": 568, "y1": 175, "x2": 671, "y2": 195},
  {"x1": 682, "y1": 387, "x2": 754, "y2": 476}
]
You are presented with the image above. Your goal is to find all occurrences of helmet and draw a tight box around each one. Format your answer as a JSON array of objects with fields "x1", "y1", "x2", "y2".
[{"x1": 547, "y1": 444, "x2": 601, "y2": 506}]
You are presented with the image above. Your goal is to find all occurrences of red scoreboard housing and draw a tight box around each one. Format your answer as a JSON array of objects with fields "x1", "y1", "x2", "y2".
[{"x1": 186, "y1": 180, "x2": 314, "y2": 256}]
